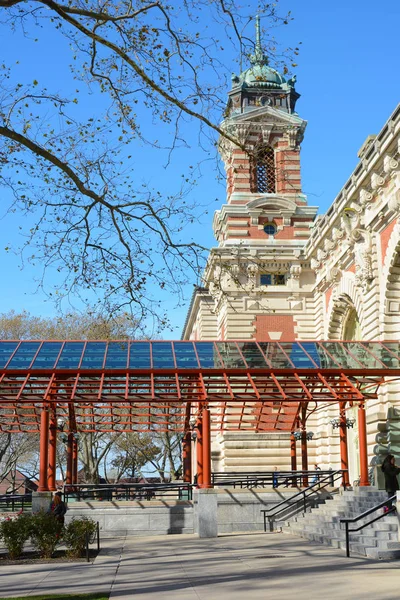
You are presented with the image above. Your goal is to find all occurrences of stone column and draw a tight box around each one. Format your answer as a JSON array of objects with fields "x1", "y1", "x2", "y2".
[{"x1": 196, "y1": 488, "x2": 218, "y2": 538}]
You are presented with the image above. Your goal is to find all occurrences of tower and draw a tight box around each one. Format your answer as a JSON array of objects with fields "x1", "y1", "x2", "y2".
[{"x1": 197, "y1": 16, "x2": 318, "y2": 343}]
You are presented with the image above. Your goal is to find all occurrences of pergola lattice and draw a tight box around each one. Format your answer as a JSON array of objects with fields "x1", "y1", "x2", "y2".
[{"x1": 1, "y1": 339, "x2": 398, "y2": 491}]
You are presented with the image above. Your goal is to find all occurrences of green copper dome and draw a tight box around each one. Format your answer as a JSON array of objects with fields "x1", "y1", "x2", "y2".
[
  {"x1": 240, "y1": 63, "x2": 286, "y2": 89},
  {"x1": 231, "y1": 15, "x2": 290, "y2": 91}
]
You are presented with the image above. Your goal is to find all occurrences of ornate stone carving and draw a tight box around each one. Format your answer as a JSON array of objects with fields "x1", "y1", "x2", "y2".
[
  {"x1": 332, "y1": 227, "x2": 345, "y2": 241},
  {"x1": 290, "y1": 265, "x2": 302, "y2": 280},
  {"x1": 324, "y1": 238, "x2": 336, "y2": 252},
  {"x1": 388, "y1": 188, "x2": 400, "y2": 212},
  {"x1": 317, "y1": 248, "x2": 327, "y2": 262},
  {"x1": 371, "y1": 172, "x2": 385, "y2": 190},
  {"x1": 383, "y1": 155, "x2": 399, "y2": 174},
  {"x1": 327, "y1": 267, "x2": 341, "y2": 284},
  {"x1": 311, "y1": 257, "x2": 321, "y2": 271},
  {"x1": 341, "y1": 208, "x2": 374, "y2": 291},
  {"x1": 247, "y1": 262, "x2": 258, "y2": 286},
  {"x1": 359, "y1": 188, "x2": 374, "y2": 205}
]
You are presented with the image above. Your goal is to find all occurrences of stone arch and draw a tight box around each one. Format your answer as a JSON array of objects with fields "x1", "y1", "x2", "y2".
[
  {"x1": 380, "y1": 219, "x2": 400, "y2": 339},
  {"x1": 326, "y1": 274, "x2": 364, "y2": 339}
]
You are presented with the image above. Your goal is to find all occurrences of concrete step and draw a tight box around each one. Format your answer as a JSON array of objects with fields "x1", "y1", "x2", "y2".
[{"x1": 282, "y1": 487, "x2": 399, "y2": 559}]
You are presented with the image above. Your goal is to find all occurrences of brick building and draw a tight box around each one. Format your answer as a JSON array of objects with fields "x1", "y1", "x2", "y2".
[{"x1": 182, "y1": 19, "x2": 400, "y2": 485}]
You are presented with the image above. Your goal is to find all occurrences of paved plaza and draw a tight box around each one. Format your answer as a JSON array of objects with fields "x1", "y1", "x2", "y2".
[{"x1": 0, "y1": 532, "x2": 399, "y2": 600}]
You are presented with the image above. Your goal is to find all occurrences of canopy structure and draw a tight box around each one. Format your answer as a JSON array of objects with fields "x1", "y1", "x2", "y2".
[
  {"x1": 1, "y1": 339, "x2": 399, "y2": 492},
  {"x1": 0, "y1": 340, "x2": 398, "y2": 435}
]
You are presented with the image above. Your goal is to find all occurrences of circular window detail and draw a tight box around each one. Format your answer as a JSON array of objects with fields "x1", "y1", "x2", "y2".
[{"x1": 263, "y1": 222, "x2": 277, "y2": 236}]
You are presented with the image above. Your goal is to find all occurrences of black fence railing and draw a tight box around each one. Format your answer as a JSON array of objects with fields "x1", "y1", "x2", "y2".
[
  {"x1": 340, "y1": 495, "x2": 396, "y2": 557},
  {"x1": 261, "y1": 469, "x2": 346, "y2": 532},
  {"x1": 85, "y1": 521, "x2": 101, "y2": 562},
  {"x1": 212, "y1": 470, "x2": 337, "y2": 489},
  {"x1": 64, "y1": 482, "x2": 193, "y2": 503},
  {"x1": 0, "y1": 493, "x2": 32, "y2": 512}
]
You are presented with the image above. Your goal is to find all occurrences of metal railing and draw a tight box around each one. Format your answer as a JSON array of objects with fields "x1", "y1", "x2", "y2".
[
  {"x1": 340, "y1": 495, "x2": 396, "y2": 557},
  {"x1": 212, "y1": 470, "x2": 337, "y2": 490},
  {"x1": 261, "y1": 469, "x2": 346, "y2": 532},
  {"x1": 85, "y1": 521, "x2": 101, "y2": 562},
  {"x1": 64, "y1": 482, "x2": 193, "y2": 503},
  {"x1": 0, "y1": 493, "x2": 32, "y2": 512}
]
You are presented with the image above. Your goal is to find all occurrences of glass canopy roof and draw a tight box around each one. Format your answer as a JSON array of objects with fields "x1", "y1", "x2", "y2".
[{"x1": 0, "y1": 340, "x2": 399, "y2": 371}]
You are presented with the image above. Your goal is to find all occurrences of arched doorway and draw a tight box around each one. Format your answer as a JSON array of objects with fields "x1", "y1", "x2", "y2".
[{"x1": 329, "y1": 295, "x2": 361, "y2": 484}]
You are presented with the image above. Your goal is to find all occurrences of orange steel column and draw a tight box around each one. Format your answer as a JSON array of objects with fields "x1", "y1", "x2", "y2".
[
  {"x1": 290, "y1": 433, "x2": 297, "y2": 487},
  {"x1": 358, "y1": 402, "x2": 369, "y2": 486},
  {"x1": 301, "y1": 430, "x2": 308, "y2": 487},
  {"x1": 72, "y1": 437, "x2": 78, "y2": 485},
  {"x1": 201, "y1": 407, "x2": 212, "y2": 489},
  {"x1": 38, "y1": 406, "x2": 50, "y2": 492},
  {"x1": 66, "y1": 433, "x2": 74, "y2": 486},
  {"x1": 339, "y1": 402, "x2": 350, "y2": 488},
  {"x1": 196, "y1": 418, "x2": 203, "y2": 487},
  {"x1": 182, "y1": 431, "x2": 192, "y2": 483},
  {"x1": 48, "y1": 407, "x2": 57, "y2": 492}
]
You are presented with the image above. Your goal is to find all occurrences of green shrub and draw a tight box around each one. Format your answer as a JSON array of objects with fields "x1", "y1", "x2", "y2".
[
  {"x1": 0, "y1": 512, "x2": 32, "y2": 559},
  {"x1": 64, "y1": 517, "x2": 97, "y2": 558},
  {"x1": 30, "y1": 510, "x2": 63, "y2": 558}
]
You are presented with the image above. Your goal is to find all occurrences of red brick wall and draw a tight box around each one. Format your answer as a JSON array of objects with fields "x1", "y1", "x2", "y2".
[
  {"x1": 325, "y1": 288, "x2": 333, "y2": 310},
  {"x1": 254, "y1": 315, "x2": 295, "y2": 341},
  {"x1": 380, "y1": 219, "x2": 397, "y2": 264}
]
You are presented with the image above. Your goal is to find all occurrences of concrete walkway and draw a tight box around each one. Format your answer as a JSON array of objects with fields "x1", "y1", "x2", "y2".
[{"x1": 0, "y1": 533, "x2": 399, "y2": 599}]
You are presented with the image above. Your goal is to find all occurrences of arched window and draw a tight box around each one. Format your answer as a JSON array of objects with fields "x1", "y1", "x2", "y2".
[{"x1": 255, "y1": 146, "x2": 276, "y2": 193}]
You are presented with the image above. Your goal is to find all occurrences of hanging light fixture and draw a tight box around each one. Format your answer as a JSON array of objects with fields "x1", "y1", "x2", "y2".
[
  {"x1": 293, "y1": 431, "x2": 302, "y2": 441},
  {"x1": 329, "y1": 417, "x2": 341, "y2": 429}
]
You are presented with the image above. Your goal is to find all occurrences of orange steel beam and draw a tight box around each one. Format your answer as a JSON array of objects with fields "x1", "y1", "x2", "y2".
[
  {"x1": 38, "y1": 405, "x2": 50, "y2": 492},
  {"x1": 201, "y1": 407, "x2": 212, "y2": 489},
  {"x1": 358, "y1": 401, "x2": 369, "y2": 486},
  {"x1": 48, "y1": 404, "x2": 57, "y2": 492}
]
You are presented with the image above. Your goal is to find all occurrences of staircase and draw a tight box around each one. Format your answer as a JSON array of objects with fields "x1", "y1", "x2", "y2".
[{"x1": 282, "y1": 487, "x2": 400, "y2": 559}]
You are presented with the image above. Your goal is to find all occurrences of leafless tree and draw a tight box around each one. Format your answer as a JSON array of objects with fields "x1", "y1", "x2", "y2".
[{"x1": 0, "y1": 0, "x2": 295, "y2": 332}]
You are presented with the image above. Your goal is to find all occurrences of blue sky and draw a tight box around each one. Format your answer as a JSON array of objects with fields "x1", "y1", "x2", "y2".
[{"x1": 0, "y1": 0, "x2": 399, "y2": 337}]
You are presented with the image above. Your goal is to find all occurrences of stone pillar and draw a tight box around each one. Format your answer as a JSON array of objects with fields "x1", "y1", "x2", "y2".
[
  {"x1": 196, "y1": 488, "x2": 218, "y2": 538},
  {"x1": 32, "y1": 491, "x2": 52, "y2": 514}
]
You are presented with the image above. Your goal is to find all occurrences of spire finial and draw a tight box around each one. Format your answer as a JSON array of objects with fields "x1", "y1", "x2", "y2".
[{"x1": 250, "y1": 14, "x2": 268, "y2": 66}]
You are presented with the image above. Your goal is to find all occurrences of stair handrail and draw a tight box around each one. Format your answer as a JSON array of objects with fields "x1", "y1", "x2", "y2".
[
  {"x1": 340, "y1": 494, "x2": 396, "y2": 557},
  {"x1": 262, "y1": 469, "x2": 346, "y2": 532}
]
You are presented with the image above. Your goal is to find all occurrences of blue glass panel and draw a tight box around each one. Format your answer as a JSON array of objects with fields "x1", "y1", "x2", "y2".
[
  {"x1": 152, "y1": 342, "x2": 175, "y2": 369},
  {"x1": 7, "y1": 342, "x2": 41, "y2": 369},
  {"x1": 299, "y1": 343, "x2": 338, "y2": 368},
  {"x1": 236, "y1": 342, "x2": 268, "y2": 367},
  {"x1": 321, "y1": 343, "x2": 363, "y2": 369},
  {"x1": 80, "y1": 342, "x2": 107, "y2": 369},
  {"x1": 260, "y1": 274, "x2": 272, "y2": 286},
  {"x1": 258, "y1": 343, "x2": 293, "y2": 369},
  {"x1": 0, "y1": 342, "x2": 19, "y2": 368},
  {"x1": 173, "y1": 342, "x2": 199, "y2": 368},
  {"x1": 105, "y1": 342, "x2": 128, "y2": 369},
  {"x1": 129, "y1": 342, "x2": 151, "y2": 369},
  {"x1": 56, "y1": 342, "x2": 85, "y2": 369},
  {"x1": 216, "y1": 343, "x2": 246, "y2": 368},
  {"x1": 194, "y1": 342, "x2": 221, "y2": 368},
  {"x1": 279, "y1": 343, "x2": 316, "y2": 368},
  {"x1": 32, "y1": 342, "x2": 63, "y2": 369}
]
